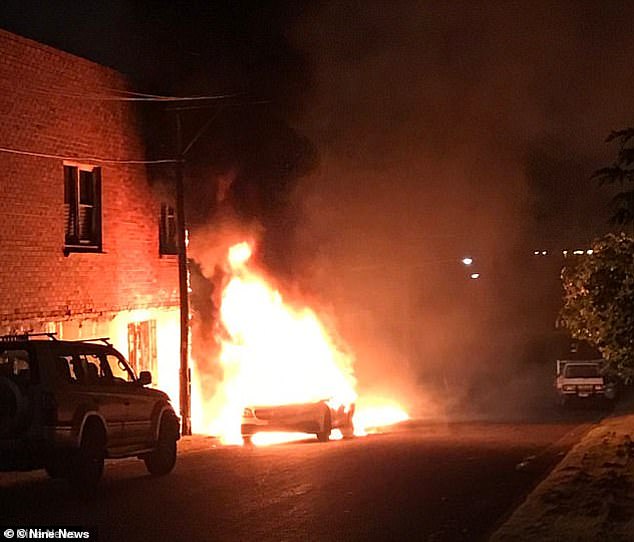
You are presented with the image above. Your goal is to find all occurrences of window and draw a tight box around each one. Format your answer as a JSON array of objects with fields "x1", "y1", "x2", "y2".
[
  {"x1": 54, "y1": 355, "x2": 78, "y2": 384},
  {"x1": 159, "y1": 203, "x2": 178, "y2": 255},
  {"x1": 564, "y1": 364, "x2": 600, "y2": 378},
  {"x1": 103, "y1": 353, "x2": 135, "y2": 383},
  {"x1": 64, "y1": 164, "x2": 102, "y2": 253},
  {"x1": 76, "y1": 353, "x2": 104, "y2": 384},
  {"x1": 127, "y1": 320, "x2": 157, "y2": 377},
  {"x1": 0, "y1": 349, "x2": 33, "y2": 385}
]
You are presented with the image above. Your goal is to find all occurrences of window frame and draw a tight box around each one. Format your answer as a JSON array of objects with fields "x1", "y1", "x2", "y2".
[
  {"x1": 64, "y1": 163, "x2": 103, "y2": 255},
  {"x1": 159, "y1": 202, "x2": 178, "y2": 256}
]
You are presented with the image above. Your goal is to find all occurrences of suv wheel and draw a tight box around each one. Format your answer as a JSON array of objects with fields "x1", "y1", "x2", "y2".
[
  {"x1": 68, "y1": 422, "x2": 105, "y2": 493},
  {"x1": 144, "y1": 416, "x2": 178, "y2": 476},
  {"x1": 0, "y1": 377, "x2": 28, "y2": 437}
]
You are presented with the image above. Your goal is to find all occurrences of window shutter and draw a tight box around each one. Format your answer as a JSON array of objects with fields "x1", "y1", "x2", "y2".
[
  {"x1": 127, "y1": 323, "x2": 137, "y2": 373},
  {"x1": 64, "y1": 166, "x2": 78, "y2": 244},
  {"x1": 93, "y1": 168, "x2": 102, "y2": 248}
]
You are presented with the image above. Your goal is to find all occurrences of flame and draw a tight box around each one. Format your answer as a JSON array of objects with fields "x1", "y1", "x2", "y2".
[
  {"x1": 193, "y1": 241, "x2": 409, "y2": 445},
  {"x1": 352, "y1": 398, "x2": 410, "y2": 435},
  {"x1": 227, "y1": 241, "x2": 252, "y2": 268}
]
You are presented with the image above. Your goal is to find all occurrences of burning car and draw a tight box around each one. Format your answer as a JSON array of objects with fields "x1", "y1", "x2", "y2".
[
  {"x1": 198, "y1": 242, "x2": 407, "y2": 445},
  {"x1": 241, "y1": 400, "x2": 355, "y2": 444}
]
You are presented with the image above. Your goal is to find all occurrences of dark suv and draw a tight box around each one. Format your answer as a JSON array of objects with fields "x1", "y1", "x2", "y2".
[{"x1": 0, "y1": 333, "x2": 180, "y2": 491}]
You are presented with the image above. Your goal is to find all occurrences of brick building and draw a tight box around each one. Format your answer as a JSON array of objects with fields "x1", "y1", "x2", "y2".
[{"x1": 0, "y1": 29, "x2": 181, "y2": 403}]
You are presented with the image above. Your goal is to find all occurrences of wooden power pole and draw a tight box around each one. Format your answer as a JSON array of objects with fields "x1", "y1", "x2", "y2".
[{"x1": 175, "y1": 112, "x2": 191, "y2": 436}]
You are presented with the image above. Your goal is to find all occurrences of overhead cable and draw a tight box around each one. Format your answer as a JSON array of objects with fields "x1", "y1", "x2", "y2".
[
  {"x1": 0, "y1": 146, "x2": 179, "y2": 165},
  {"x1": 0, "y1": 80, "x2": 241, "y2": 102}
]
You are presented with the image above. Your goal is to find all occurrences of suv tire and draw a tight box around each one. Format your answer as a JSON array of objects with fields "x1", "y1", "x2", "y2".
[
  {"x1": 68, "y1": 422, "x2": 105, "y2": 494},
  {"x1": 0, "y1": 377, "x2": 28, "y2": 437},
  {"x1": 144, "y1": 416, "x2": 178, "y2": 476}
]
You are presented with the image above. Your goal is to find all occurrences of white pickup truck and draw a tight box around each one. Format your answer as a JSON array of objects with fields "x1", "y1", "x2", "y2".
[{"x1": 555, "y1": 360, "x2": 616, "y2": 405}]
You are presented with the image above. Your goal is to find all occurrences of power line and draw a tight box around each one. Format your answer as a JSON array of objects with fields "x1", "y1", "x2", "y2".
[
  {"x1": 0, "y1": 145, "x2": 179, "y2": 165},
  {"x1": 0, "y1": 79, "x2": 241, "y2": 103}
]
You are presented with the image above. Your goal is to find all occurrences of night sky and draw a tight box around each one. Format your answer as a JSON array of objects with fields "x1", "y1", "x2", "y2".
[
  {"x1": 2, "y1": 1, "x2": 634, "y2": 411},
  {"x1": 2, "y1": 2, "x2": 631, "y2": 246}
]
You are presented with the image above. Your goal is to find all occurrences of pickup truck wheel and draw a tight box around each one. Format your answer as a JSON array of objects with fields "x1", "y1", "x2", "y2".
[
  {"x1": 68, "y1": 424, "x2": 105, "y2": 494},
  {"x1": 144, "y1": 418, "x2": 178, "y2": 476},
  {"x1": 316, "y1": 409, "x2": 331, "y2": 442}
]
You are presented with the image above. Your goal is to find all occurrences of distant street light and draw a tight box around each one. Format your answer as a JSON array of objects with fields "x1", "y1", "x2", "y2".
[{"x1": 461, "y1": 257, "x2": 473, "y2": 266}]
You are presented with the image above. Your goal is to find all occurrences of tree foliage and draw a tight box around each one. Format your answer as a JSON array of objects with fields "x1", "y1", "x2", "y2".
[
  {"x1": 592, "y1": 128, "x2": 634, "y2": 227},
  {"x1": 559, "y1": 233, "x2": 634, "y2": 381}
]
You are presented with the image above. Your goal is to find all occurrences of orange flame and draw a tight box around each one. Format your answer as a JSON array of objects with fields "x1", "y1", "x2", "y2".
[
  {"x1": 227, "y1": 241, "x2": 252, "y2": 268},
  {"x1": 192, "y1": 241, "x2": 408, "y2": 445}
]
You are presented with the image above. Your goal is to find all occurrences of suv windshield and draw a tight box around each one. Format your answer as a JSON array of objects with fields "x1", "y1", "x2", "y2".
[{"x1": 564, "y1": 364, "x2": 600, "y2": 378}]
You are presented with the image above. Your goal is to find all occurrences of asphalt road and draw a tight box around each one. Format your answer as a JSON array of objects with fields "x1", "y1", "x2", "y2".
[{"x1": 0, "y1": 413, "x2": 601, "y2": 542}]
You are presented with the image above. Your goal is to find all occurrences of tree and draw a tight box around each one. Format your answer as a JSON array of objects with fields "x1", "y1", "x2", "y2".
[
  {"x1": 592, "y1": 128, "x2": 634, "y2": 229},
  {"x1": 558, "y1": 233, "x2": 634, "y2": 381}
]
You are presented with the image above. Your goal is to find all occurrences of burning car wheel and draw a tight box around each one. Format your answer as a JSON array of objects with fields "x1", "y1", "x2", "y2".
[
  {"x1": 340, "y1": 421, "x2": 354, "y2": 439},
  {"x1": 316, "y1": 408, "x2": 331, "y2": 442},
  {"x1": 144, "y1": 417, "x2": 178, "y2": 476}
]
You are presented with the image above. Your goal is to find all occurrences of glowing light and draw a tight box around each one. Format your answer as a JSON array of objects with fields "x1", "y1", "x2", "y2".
[
  {"x1": 470, "y1": 273, "x2": 480, "y2": 279},
  {"x1": 586, "y1": 249, "x2": 593, "y2": 255},
  {"x1": 228, "y1": 242, "x2": 252, "y2": 269},
  {"x1": 573, "y1": 250, "x2": 584, "y2": 255},
  {"x1": 251, "y1": 433, "x2": 310, "y2": 446},
  {"x1": 461, "y1": 257, "x2": 473, "y2": 265},
  {"x1": 195, "y1": 242, "x2": 409, "y2": 446},
  {"x1": 353, "y1": 398, "x2": 409, "y2": 435}
]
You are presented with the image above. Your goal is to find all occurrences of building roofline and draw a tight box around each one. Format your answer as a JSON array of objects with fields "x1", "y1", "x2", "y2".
[{"x1": 0, "y1": 27, "x2": 130, "y2": 85}]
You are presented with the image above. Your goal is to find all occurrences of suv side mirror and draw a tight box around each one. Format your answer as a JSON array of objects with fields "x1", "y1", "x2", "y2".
[{"x1": 138, "y1": 371, "x2": 152, "y2": 386}]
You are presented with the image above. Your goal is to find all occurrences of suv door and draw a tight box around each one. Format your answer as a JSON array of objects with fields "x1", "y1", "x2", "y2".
[
  {"x1": 53, "y1": 346, "x2": 128, "y2": 448},
  {"x1": 102, "y1": 351, "x2": 155, "y2": 445}
]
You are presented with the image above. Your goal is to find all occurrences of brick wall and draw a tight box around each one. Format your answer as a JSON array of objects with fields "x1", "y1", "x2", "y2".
[{"x1": 0, "y1": 30, "x2": 179, "y2": 326}]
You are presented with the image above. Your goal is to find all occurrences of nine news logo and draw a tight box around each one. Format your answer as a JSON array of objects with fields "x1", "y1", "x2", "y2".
[{"x1": 1, "y1": 528, "x2": 97, "y2": 540}]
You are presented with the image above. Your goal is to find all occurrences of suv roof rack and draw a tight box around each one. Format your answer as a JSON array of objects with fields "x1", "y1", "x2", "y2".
[
  {"x1": 0, "y1": 332, "x2": 58, "y2": 342},
  {"x1": 72, "y1": 337, "x2": 112, "y2": 346}
]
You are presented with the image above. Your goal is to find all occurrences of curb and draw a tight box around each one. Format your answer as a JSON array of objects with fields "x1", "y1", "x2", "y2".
[{"x1": 489, "y1": 399, "x2": 634, "y2": 541}]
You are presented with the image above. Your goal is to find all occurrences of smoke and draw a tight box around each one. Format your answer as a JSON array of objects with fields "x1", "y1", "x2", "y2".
[
  {"x1": 274, "y1": 1, "x2": 634, "y2": 419},
  {"x1": 130, "y1": 1, "x2": 634, "y2": 422}
]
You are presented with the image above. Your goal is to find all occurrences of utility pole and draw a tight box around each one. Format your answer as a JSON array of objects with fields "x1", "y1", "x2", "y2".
[
  {"x1": 175, "y1": 111, "x2": 191, "y2": 436},
  {"x1": 170, "y1": 101, "x2": 226, "y2": 437}
]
